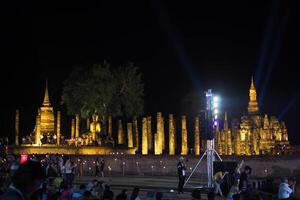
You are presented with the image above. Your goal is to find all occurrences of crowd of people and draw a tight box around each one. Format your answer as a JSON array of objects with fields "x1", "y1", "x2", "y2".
[
  {"x1": 0, "y1": 154, "x2": 164, "y2": 200},
  {"x1": 0, "y1": 153, "x2": 298, "y2": 200}
]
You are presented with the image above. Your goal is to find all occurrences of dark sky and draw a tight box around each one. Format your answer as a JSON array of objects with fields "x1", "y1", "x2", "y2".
[{"x1": 1, "y1": 1, "x2": 300, "y2": 144}]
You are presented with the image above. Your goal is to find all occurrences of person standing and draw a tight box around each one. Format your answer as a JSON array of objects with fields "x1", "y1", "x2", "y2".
[
  {"x1": 177, "y1": 156, "x2": 186, "y2": 194},
  {"x1": 239, "y1": 165, "x2": 252, "y2": 200},
  {"x1": 64, "y1": 157, "x2": 73, "y2": 189},
  {"x1": 100, "y1": 159, "x2": 105, "y2": 177},
  {"x1": 213, "y1": 171, "x2": 228, "y2": 197},
  {"x1": 95, "y1": 158, "x2": 100, "y2": 177}
]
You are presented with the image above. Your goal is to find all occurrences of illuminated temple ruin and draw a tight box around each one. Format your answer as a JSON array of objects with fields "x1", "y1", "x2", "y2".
[
  {"x1": 215, "y1": 77, "x2": 289, "y2": 155},
  {"x1": 12, "y1": 78, "x2": 289, "y2": 155}
]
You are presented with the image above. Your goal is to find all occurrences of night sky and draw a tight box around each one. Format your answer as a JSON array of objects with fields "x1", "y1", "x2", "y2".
[{"x1": 1, "y1": 1, "x2": 299, "y2": 144}]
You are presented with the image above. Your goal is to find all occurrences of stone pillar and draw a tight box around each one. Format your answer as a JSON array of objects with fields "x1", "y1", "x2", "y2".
[
  {"x1": 169, "y1": 114, "x2": 175, "y2": 155},
  {"x1": 236, "y1": 131, "x2": 241, "y2": 155},
  {"x1": 108, "y1": 116, "x2": 113, "y2": 138},
  {"x1": 227, "y1": 130, "x2": 232, "y2": 155},
  {"x1": 75, "y1": 114, "x2": 80, "y2": 138},
  {"x1": 194, "y1": 117, "x2": 200, "y2": 155},
  {"x1": 156, "y1": 112, "x2": 163, "y2": 155},
  {"x1": 245, "y1": 131, "x2": 251, "y2": 155},
  {"x1": 162, "y1": 117, "x2": 165, "y2": 151},
  {"x1": 133, "y1": 117, "x2": 139, "y2": 151},
  {"x1": 154, "y1": 133, "x2": 159, "y2": 155},
  {"x1": 86, "y1": 118, "x2": 90, "y2": 131},
  {"x1": 147, "y1": 116, "x2": 152, "y2": 151},
  {"x1": 127, "y1": 123, "x2": 133, "y2": 148},
  {"x1": 35, "y1": 115, "x2": 41, "y2": 145},
  {"x1": 181, "y1": 115, "x2": 188, "y2": 155},
  {"x1": 15, "y1": 109, "x2": 19, "y2": 146},
  {"x1": 118, "y1": 120, "x2": 124, "y2": 144},
  {"x1": 57, "y1": 111, "x2": 61, "y2": 145},
  {"x1": 142, "y1": 117, "x2": 148, "y2": 155},
  {"x1": 216, "y1": 130, "x2": 222, "y2": 154},
  {"x1": 221, "y1": 131, "x2": 226, "y2": 154},
  {"x1": 71, "y1": 119, "x2": 75, "y2": 140}
]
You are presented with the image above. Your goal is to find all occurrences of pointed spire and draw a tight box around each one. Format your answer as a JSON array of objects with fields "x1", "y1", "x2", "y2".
[
  {"x1": 248, "y1": 75, "x2": 259, "y2": 114},
  {"x1": 251, "y1": 76, "x2": 255, "y2": 89},
  {"x1": 224, "y1": 112, "x2": 228, "y2": 130},
  {"x1": 43, "y1": 80, "x2": 51, "y2": 107}
]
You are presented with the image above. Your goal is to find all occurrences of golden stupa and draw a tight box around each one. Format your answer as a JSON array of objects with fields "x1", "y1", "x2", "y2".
[{"x1": 34, "y1": 81, "x2": 55, "y2": 144}]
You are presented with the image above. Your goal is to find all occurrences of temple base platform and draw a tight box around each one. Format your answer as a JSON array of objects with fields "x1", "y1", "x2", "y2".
[{"x1": 9, "y1": 144, "x2": 136, "y2": 155}]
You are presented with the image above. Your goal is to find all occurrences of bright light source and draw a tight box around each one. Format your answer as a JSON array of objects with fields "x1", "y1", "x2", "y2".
[
  {"x1": 213, "y1": 96, "x2": 219, "y2": 102},
  {"x1": 214, "y1": 121, "x2": 218, "y2": 126},
  {"x1": 214, "y1": 115, "x2": 218, "y2": 119},
  {"x1": 213, "y1": 102, "x2": 218, "y2": 108},
  {"x1": 214, "y1": 109, "x2": 218, "y2": 114}
]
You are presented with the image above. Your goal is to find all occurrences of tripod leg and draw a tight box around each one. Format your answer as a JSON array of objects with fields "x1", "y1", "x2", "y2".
[
  {"x1": 213, "y1": 149, "x2": 223, "y2": 161},
  {"x1": 184, "y1": 151, "x2": 207, "y2": 187}
]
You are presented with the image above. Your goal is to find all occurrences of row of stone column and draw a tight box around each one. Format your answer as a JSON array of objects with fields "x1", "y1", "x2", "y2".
[
  {"x1": 14, "y1": 110, "x2": 201, "y2": 155},
  {"x1": 116, "y1": 112, "x2": 201, "y2": 155}
]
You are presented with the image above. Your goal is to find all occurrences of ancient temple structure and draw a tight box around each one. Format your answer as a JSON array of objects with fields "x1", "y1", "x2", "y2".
[
  {"x1": 34, "y1": 81, "x2": 55, "y2": 144},
  {"x1": 216, "y1": 77, "x2": 289, "y2": 155},
  {"x1": 13, "y1": 77, "x2": 291, "y2": 156}
]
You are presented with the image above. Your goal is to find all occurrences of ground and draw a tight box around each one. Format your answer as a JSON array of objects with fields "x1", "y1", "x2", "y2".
[{"x1": 74, "y1": 175, "x2": 223, "y2": 200}]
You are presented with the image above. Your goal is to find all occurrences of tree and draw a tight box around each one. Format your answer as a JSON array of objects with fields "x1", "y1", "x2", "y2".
[
  {"x1": 61, "y1": 61, "x2": 144, "y2": 129},
  {"x1": 117, "y1": 62, "x2": 144, "y2": 118}
]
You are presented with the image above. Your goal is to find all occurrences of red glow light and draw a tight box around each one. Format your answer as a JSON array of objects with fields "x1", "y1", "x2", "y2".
[{"x1": 20, "y1": 154, "x2": 28, "y2": 164}]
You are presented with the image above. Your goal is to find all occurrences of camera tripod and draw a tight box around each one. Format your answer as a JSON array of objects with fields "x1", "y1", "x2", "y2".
[{"x1": 184, "y1": 139, "x2": 222, "y2": 188}]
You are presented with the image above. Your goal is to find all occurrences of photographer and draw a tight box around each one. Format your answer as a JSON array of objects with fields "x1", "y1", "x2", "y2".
[{"x1": 278, "y1": 178, "x2": 296, "y2": 200}]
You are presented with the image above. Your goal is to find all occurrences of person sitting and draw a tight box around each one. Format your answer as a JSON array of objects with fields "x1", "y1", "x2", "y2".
[
  {"x1": 82, "y1": 190, "x2": 93, "y2": 200},
  {"x1": 72, "y1": 184, "x2": 86, "y2": 200},
  {"x1": 103, "y1": 184, "x2": 114, "y2": 200},
  {"x1": 116, "y1": 189, "x2": 128, "y2": 200},
  {"x1": 144, "y1": 191, "x2": 154, "y2": 200},
  {"x1": 278, "y1": 178, "x2": 296, "y2": 200},
  {"x1": 130, "y1": 187, "x2": 141, "y2": 200},
  {"x1": 227, "y1": 179, "x2": 241, "y2": 200},
  {"x1": 1, "y1": 160, "x2": 46, "y2": 200},
  {"x1": 207, "y1": 191, "x2": 215, "y2": 200},
  {"x1": 155, "y1": 192, "x2": 163, "y2": 200}
]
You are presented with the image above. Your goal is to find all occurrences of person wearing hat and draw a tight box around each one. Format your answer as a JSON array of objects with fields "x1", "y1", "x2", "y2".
[{"x1": 177, "y1": 156, "x2": 186, "y2": 194}]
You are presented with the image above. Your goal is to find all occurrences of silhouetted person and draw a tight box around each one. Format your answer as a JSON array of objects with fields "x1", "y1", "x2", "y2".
[
  {"x1": 130, "y1": 187, "x2": 141, "y2": 200},
  {"x1": 95, "y1": 158, "x2": 100, "y2": 176},
  {"x1": 1, "y1": 160, "x2": 46, "y2": 200},
  {"x1": 177, "y1": 156, "x2": 186, "y2": 194},
  {"x1": 278, "y1": 178, "x2": 296, "y2": 200},
  {"x1": 103, "y1": 184, "x2": 114, "y2": 200},
  {"x1": 100, "y1": 159, "x2": 105, "y2": 177},
  {"x1": 155, "y1": 192, "x2": 163, "y2": 200},
  {"x1": 115, "y1": 189, "x2": 127, "y2": 200},
  {"x1": 207, "y1": 191, "x2": 215, "y2": 200},
  {"x1": 239, "y1": 165, "x2": 252, "y2": 200}
]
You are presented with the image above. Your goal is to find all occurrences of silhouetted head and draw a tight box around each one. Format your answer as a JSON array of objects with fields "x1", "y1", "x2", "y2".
[
  {"x1": 11, "y1": 160, "x2": 46, "y2": 197},
  {"x1": 155, "y1": 192, "x2": 163, "y2": 200},
  {"x1": 179, "y1": 156, "x2": 184, "y2": 162},
  {"x1": 244, "y1": 166, "x2": 252, "y2": 174}
]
